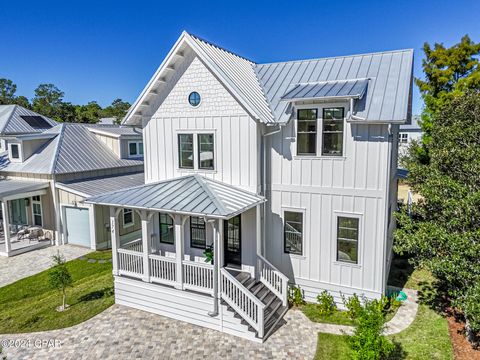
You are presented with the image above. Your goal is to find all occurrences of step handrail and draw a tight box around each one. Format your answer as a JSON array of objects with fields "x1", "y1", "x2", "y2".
[
  {"x1": 220, "y1": 268, "x2": 266, "y2": 338},
  {"x1": 258, "y1": 254, "x2": 289, "y2": 306}
]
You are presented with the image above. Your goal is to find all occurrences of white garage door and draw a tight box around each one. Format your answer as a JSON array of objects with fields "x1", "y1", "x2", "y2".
[{"x1": 64, "y1": 207, "x2": 91, "y2": 248}]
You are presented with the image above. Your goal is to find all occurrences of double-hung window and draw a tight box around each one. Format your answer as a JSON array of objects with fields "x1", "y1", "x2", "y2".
[
  {"x1": 190, "y1": 217, "x2": 206, "y2": 249},
  {"x1": 284, "y1": 211, "x2": 303, "y2": 255},
  {"x1": 128, "y1": 141, "x2": 144, "y2": 158},
  {"x1": 297, "y1": 109, "x2": 317, "y2": 156},
  {"x1": 322, "y1": 108, "x2": 344, "y2": 156},
  {"x1": 32, "y1": 196, "x2": 43, "y2": 226},
  {"x1": 123, "y1": 208, "x2": 134, "y2": 228},
  {"x1": 10, "y1": 144, "x2": 20, "y2": 160},
  {"x1": 159, "y1": 213, "x2": 174, "y2": 244},
  {"x1": 178, "y1": 133, "x2": 215, "y2": 170},
  {"x1": 336, "y1": 216, "x2": 359, "y2": 264}
]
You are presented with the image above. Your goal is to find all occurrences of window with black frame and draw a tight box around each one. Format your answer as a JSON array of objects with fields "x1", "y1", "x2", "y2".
[
  {"x1": 159, "y1": 213, "x2": 174, "y2": 244},
  {"x1": 336, "y1": 216, "x2": 359, "y2": 264},
  {"x1": 297, "y1": 109, "x2": 317, "y2": 155},
  {"x1": 178, "y1": 134, "x2": 194, "y2": 169},
  {"x1": 190, "y1": 217, "x2": 206, "y2": 249},
  {"x1": 284, "y1": 211, "x2": 303, "y2": 255},
  {"x1": 322, "y1": 107, "x2": 344, "y2": 156},
  {"x1": 198, "y1": 133, "x2": 214, "y2": 170}
]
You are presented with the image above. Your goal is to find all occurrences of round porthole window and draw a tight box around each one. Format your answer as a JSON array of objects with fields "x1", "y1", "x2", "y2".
[{"x1": 188, "y1": 92, "x2": 201, "y2": 107}]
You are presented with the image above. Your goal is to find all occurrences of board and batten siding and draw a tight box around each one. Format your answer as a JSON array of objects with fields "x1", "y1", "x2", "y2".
[
  {"x1": 144, "y1": 56, "x2": 261, "y2": 193},
  {"x1": 266, "y1": 101, "x2": 392, "y2": 302}
]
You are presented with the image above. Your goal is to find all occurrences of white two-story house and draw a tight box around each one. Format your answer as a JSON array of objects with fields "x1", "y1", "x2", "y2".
[{"x1": 87, "y1": 31, "x2": 413, "y2": 341}]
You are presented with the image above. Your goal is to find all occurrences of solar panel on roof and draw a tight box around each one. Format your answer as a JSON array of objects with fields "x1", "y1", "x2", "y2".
[{"x1": 20, "y1": 115, "x2": 52, "y2": 129}]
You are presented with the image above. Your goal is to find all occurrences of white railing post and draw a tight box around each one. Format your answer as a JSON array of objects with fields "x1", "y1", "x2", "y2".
[
  {"x1": 141, "y1": 210, "x2": 151, "y2": 283},
  {"x1": 1, "y1": 201, "x2": 11, "y2": 255},
  {"x1": 110, "y1": 207, "x2": 121, "y2": 276},
  {"x1": 258, "y1": 254, "x2": 289, "y2": 307},
  {"x1": 174, "y1": 214, "x2": 185, "y2": 290}
]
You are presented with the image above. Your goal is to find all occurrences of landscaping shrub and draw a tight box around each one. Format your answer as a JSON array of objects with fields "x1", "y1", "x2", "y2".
[
  {"x1": 49, "y1": 252, "x2": 73, "y2": 312},
  {"x1": 347, "y1": 298, "x2": 395, "y2": 360},
  {"x1": 343, "y1": 293, "x2": 362, "y2": 320},
  {"x1": 461, "y1": 283, "x2": 480, "y2": 343},
  {"x1": 316, "y1": 290, "x2": 336, "y2": 315},
  {"x1": 288, "y1": 285, "x2": 305, "y2": 307}
]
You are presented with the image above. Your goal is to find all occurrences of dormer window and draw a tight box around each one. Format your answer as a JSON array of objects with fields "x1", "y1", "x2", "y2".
[
  {"x1": 8, "y1": 143, "x2": 22, "y2": 162},
  {"x1": 128, "y1": 141, "x2": 143, "y2": 158}
]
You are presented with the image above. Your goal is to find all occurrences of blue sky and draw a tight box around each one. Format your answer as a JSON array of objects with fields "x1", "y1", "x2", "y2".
[{"x1": 1, "y1": 0, "x2": 479, "y2": 115}]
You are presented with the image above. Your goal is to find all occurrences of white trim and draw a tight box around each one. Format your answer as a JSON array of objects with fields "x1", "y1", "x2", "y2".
[
  {"x1": 31, "y1": 195, "x2": 43, "y2": 227},
  {"x1": 332, "y1": 211, "x2": 364, "y2": 267},
  {"x1": 281, "y1": 206, "x2": 306, "y2": 257},
  {"x1": 8, "y1": 142, "x2": 23, "y2": 162},
  {"x1": 175, "y1": 130, "x2": 217, "y2": 172},
  {"x1": 127, "y1": 140, "x2": 144, "y2": 158},
  {"x1": 123, "y1": 208, "x2": 135, "y2": 229}
]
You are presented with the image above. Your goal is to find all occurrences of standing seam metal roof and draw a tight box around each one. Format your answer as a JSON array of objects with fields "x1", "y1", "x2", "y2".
[
  {"x1": 280, "y1": 78, "x2": 370, "y2": 101},
  {"x1": 0, "y1": 105, "x2": 57, "y2": 135},
  {"x1": 85, "y1": 175, "x2": 265, "y2": 218}
]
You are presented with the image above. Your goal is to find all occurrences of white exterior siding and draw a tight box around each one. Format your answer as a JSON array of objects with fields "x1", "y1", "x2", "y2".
[
  {"x1": 265, "y1": 102, "x2": 392, "y2": 302},
  {"x1": 144, "y1": 57, "x2": 260, "y2": 193}
]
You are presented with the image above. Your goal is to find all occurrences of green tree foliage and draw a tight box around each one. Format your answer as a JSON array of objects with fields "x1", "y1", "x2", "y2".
[
  {"x1": 48, "y1": 252, "x2": 73, "y2": 311},
  {"x1": 0, "y1": 78, "x2": 17, "y2": 104},
  {"x1": 347, "y1": 298, "x2": 395, "y2": 360},
  {"x1": 395, "y1": 91, "x2": 480, "y2": 335},
  {"x1": 75, "y1": 101, "x2": 103, "y2": 123},
  {"x1": 416, "y1": 35, "x2": 480, "y2": 147},
  {"x1": 101, "y1": 98, "x2": 131, "y2": 123},
  {"x1": 32, "y1": 83, "x2": 66, "y2": 121}
]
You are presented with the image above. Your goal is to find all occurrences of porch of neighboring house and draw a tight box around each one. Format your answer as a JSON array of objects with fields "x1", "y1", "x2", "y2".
[
  {"x1": 0, "y1": 180, "x2": 54, "y2": 257},
  {"x1": 86, "y1": 175, "x2": 290, "y2": 341}
]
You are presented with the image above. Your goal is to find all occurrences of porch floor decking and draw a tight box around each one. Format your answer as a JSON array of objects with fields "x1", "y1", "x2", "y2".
[{"x1": 0, "y1": 236, "x2": 52, "y2": 256}]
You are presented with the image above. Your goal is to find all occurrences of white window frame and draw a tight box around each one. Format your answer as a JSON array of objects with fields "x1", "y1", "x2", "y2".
[
  {"x1": 293, "y1": 103, "x2": 348, "y2": 159},
  {"x1": 8, "y1": 142, "x2": 23, "y2": 162},
  {"x1": 398, "y1": 133, "x2": 408, "y2": 144},
  {"x1": 282, "y1": 207, "x2": 306, "y2": 258},
  {"x1": 31, "y1": 195, "x2": 43, "y2": 227},
  {"x1": 123, "y1": 208, "x2": 134, "y2": 229},
  {"x1": 175, "y1": 130, "x2": 217, "y2": 172},
  {"x1": 128, "y1": 141, "x2": 144, "y2": 158},
  {"x1": 333, "y1": 211, "x2": 363, "y2": 267}
]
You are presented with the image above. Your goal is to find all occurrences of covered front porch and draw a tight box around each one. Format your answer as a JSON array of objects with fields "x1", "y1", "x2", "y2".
[
  {"x1": 86, "y1": 175, "x2": 289, "y2": 340},
  {"x1": 0, "y1": 179, "x2": 53, "y2": 257}
]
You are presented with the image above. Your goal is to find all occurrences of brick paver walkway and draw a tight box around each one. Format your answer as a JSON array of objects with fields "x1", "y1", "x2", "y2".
[
  {"x1": 0, "y1": 245, "x2": 92, "y2": 287},
  {"x1": 1, "y1": 289, "x2": 418, "y2": 360}
]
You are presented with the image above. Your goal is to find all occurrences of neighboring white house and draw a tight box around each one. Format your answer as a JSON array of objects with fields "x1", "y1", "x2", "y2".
[
  {"x1": 398, "y1": 114, "x2": 422, "y2": 156},
  {"x1": 0, "y1": 105, "x2": 145, "y2": 256},
  {"x1": 86, "y1": 31, "x2": 414, "y2": 341}
]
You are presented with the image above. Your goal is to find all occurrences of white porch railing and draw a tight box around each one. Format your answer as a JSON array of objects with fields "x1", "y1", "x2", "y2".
[
  {"x1": 118, "y1": 249, "x2": 144, "y2": 278},
  {"x1": 220, "y1": 268, "x2": 265, "y2": 338},
  {"x1": 121, "y1": 238, "x2": 143, "y2": 253},
  {"x1": 182, "y1": 260, "x2": 214, "y2": 295},
  {"x1": 149, "y1": 254, "x2": 176, "y2": 285},
  {"x1": 258, "y1": 254, "x2": 289, "y2": 306}
]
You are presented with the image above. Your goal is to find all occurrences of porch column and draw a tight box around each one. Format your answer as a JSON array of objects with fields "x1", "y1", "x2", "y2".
[
  {"x1": 140, "y1": 210, "x2": 152, "y2": 282},
  {"x1": 174, "y1": 214, "x2": 185, "y2": 290},
  {"x1": 209, "y1": 219, "x2": 219, "y2": 316},
  {"x1": 1, "y1": 201, "x2": 11, "y2": 255},
  {"x1": 255, "y1": 204, "x2": 262, "y2": 280},
  {"x1": 110, "y1": 207, "x2": 121, "y2": 276},
  {"x1": 218, "y1": 219, "x2": 224, "y2": 299}
]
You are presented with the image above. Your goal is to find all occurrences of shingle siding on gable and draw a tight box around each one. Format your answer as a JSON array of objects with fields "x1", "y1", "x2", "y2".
[{"x1": 145, "y1": 56, "x2": 260, "y2": 193}]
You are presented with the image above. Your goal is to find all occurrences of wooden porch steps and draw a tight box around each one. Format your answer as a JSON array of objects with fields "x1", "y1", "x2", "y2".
[{"x1": 222, "y1": 270, "x2": 288, "y2": 341}]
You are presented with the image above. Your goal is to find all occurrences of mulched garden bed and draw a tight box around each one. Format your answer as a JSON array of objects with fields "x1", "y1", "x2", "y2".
[{"x1": 446, "y1": 308, "x2": 480, "y2": 359}]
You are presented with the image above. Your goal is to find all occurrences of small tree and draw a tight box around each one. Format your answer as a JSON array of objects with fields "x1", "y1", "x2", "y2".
[
  {"x1": 347, "y1": 298, "x2": 394, "y2": 360},
  {"x1": 49, "y1": 252, "x2": 73, "y2": 311}
]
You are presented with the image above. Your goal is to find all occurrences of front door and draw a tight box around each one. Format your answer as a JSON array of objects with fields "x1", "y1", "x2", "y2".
[{"x1": 224, "y1": 214, "x2": 241, "y2": 266}]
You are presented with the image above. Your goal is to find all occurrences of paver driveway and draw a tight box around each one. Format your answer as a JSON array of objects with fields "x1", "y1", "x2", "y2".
[
  {"x1": 0, "y1": 245, "x2": 92, "y2": 287},
  {"x1": 2, "y1": 305, "x2": 318, "y2": 360}
]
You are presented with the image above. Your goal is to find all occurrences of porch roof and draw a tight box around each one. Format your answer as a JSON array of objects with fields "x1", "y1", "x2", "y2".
[
  {"x1": 85, "y1": 175, "x2": 265, "y2": 219},
  {"x1": 0, "y1": 179, "x2": 49, "y2": 201}
]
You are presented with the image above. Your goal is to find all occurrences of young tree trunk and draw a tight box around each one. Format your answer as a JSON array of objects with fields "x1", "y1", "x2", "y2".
[{"x1": 62, "y1": 288, "x2": 66, "y2": 310}]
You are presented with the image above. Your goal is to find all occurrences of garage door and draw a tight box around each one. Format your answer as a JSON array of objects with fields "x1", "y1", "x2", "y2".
[{"x1": 64, "y1": 207, "x2": 91, "y2": 248}]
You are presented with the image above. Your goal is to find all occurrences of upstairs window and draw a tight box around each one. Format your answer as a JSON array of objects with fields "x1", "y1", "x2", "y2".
[
  {"x1": 297, "y1": 109, "x2": 317, "y2": 155},
  {"x1": 322, "y1": 108, "x2": 344, "y2": 156},
  {"x1": 32, "y1": 195, "x2": 43, "y2": 227},
  {"x1": 128, "y1": 141, "x2": 143, "y2": 158},
  {"x1": 178, "y1": 134, "x2": 194, "y2": 169},
  {"x1": 398, "y1": 133, "x2": 408, "y2": 144},
  {"x1": 284, "y1": 211, "x2": 303, "y2": 255},
  {"x1": 190, "y1": 217, "x2": 206, "y2": 249},
  {"x1": 336, "y1": 216, "x2": 359, "y2": 264},
  {"x1": 123, "y1": 208, "x2": 134, "y2": 228},
  {"x1": 198, "y1": 134, "x2": 214, "y2": 170},
  {"x1": 10, "y1": 144, "x2": 20, "y2": 159},
  {"x1": 159, "y1": 213, "x2": 174, "y2": 245}
]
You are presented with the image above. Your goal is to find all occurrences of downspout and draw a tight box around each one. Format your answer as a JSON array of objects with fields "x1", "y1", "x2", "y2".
[
  {"x1": 348, "y1": 98, "x2": 366, "y2": 122},
  {"x1": 261, "y1": 125, "x2": 284, "y2": 257},
  {"x1": 382, "y1": 125, "x2": 393, "y2": 295}
]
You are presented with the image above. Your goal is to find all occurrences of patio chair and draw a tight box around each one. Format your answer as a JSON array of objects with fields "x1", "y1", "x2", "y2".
[
  {"x1": 17, "y1": 227, "x2": 30, "y2": 240},
  {"x1": 28, "y1": 228, "x2": 43, "y2": 243}
]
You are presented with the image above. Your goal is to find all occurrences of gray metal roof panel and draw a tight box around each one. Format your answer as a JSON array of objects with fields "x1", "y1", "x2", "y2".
[
  {"x1": 86, "y1": 175, "x2": 265, "y2": 218},
  {"x1": 255, "y1": 49, "x2": 413, "y2": 123},
  {"x1": 57, "y1": 172, "x2": 145, "y2": 197},
  {"x1": 0, "y1": 179, "x2": 49, "y2": 200},
  {"x1": 281, "y1": 78, "x2": 369, "y2": 101},
  {"x1": 0, "y1": 105, "x2": 57, "y2": 135}
]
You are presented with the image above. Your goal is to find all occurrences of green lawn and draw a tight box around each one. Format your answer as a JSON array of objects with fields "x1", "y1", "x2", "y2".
[{"x1": 0, "y1": 251, "x2": 114, "y2": 333}]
